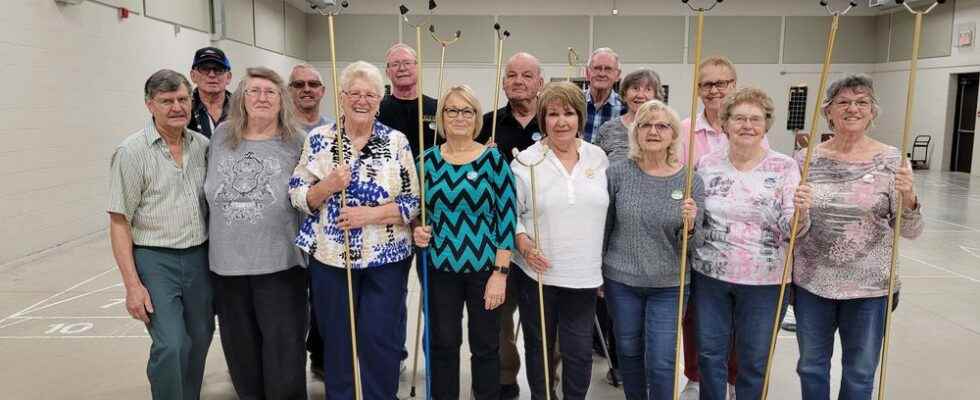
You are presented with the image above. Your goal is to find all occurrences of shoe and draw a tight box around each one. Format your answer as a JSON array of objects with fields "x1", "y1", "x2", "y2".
[
  {"x1": 500, "y1": 383, "x2": 519, "y2": 400},
  {"x1": 727, "y1": 383, "x2": 737, "y2": 400},
  {"x1": 781, "y1": 306, "x2": 797, "y2": 332},
  {"x1": 605, "y1": 369, "x2": 620, "y2": 387},
  {"x1": 680, "y1": 381, "x2": 699, "y2": 400}
]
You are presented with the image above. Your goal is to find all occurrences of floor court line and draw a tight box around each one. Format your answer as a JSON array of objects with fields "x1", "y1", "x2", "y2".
[
  {"x1": 12, "y1": 283, "x2": 123, "y2": 317},
  {"x1": 0, "y1": 267, "x2": 116, "y2": 325},
  {"x1": 902, "y1": 254, "x2": 980, "y2": 284}
]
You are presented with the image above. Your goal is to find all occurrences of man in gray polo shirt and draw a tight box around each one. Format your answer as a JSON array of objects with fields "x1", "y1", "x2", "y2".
[{"x1": 108, "y1": 69, "x2": 213, "y2": 400}]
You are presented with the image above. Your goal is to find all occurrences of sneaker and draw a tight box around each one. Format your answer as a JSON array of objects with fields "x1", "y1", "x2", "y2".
[
  {"x1": 781, "y1": 306, "x2": 797, "y2": 332},
  {"x1": 500, "y1": 383, "x2": 519, "y2": 400},
  {"x1": 680, "y1": 381, "x2": 699, "y2": 400},
  {"x1": 727, "y1": 383, "x2": 737, "y2": 400}
]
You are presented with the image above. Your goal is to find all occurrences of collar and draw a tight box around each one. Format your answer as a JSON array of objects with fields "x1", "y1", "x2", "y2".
[
  {"x1": 695, "y1": 111, "x2": 721, "y2": 136},
  {"x1": 193, "y1": 88, "x2": 232, "y2": 109},
  {"x1": 145, "y1": 118, "x2": 194, "y2": 145},
  {"x1": 585, "y1": 89, "x2": 622, "y2": 109}
]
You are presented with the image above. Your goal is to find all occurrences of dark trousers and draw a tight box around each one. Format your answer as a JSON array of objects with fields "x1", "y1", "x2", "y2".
[
  {"x1": 428, "y1": 268, "x2": 501, "y2": 400},
  {"x1": 516, "y1": 267, "x2": 597, "y2": 400},
  {"x1": 594, "y1": 297, "x2": 619, "y2": 368},
  {"x1": 212, "y1": 266, "x2": 309, "y2": 400},
  {"x1": 133, "y1": 244, "x2": 214, "y2": 400},
  {"x1": 310, "y1": 257, "x2": 410, "y2": 400},
  {"x1": 307, "y1": 278, "x2": 323, "y2": 368},
  {"x1": 693, "y1": 272, "x2": 788, "y2": 400}
]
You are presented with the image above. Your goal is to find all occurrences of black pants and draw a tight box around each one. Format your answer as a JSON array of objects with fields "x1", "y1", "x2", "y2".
[
  {"x1": 516, "y1": 267, "x2": 597, "y2": 400},
  {"x1": 428, "y1": 267, "x2": 501, "y2": 400},
  {"x1": 212, "y1": 266, "x2": 309, "y2": 400}
]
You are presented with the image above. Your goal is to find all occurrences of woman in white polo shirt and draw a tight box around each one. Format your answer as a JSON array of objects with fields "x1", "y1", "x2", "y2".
[{"x1": 511, "y1": 81, "x2": 610, "y2": 400}]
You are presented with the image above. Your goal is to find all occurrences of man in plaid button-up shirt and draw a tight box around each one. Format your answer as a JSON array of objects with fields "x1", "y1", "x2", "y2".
[{"x1": 583, "y1": 47, "x2": 625, "y2": 143}]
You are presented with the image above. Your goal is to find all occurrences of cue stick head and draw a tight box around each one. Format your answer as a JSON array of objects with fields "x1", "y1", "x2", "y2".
[
  {"x1": 819, "y1": 0, "x2": 828, "y2": 6},
  {"x1": 681, "y1": 0, "x2": 689, "y2": 3},
  {"x1": 494, "y1": 23, "x2": 501, "y2": 31},
  {"x1": 937, "y1": 0, "x2": 947, "y2": 4},
  {"x1": 340, "y1": 0, "x2": 348, "y2": 7},
  {"x1": 399, "y1": 4, "x2": 409, "y2": 15},
  {"x1": 894, "y1": 0, "x2": 904, "y2": 4},
  {"x1": 455, "y1": 30, "x2": 462, "y2": 38},
  {"x1": 429, "y1": 0, "x2": 438, "y2": 11},
  {"x1": 504, "y1": 30, "x2": 511, "y2": 37},
  {"x1": 429, "y1": 24, "x2": 435, "y2": 33},
  {"x1": 849, "y1": 1, "x2": 857, "y2": 6}
]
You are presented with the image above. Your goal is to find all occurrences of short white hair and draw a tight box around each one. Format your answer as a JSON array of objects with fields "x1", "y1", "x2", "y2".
[
  {"x1": 339, "y1": 61, "x2": 384, "y2": 96},
  {"x1": 290, "y1": 63, "x2": 323, "y2": 82},
  {"x1": 588, "y1": 47, "x2": 621, "y2": 70},
  {"x1": 385, "y1": 43, "x2": 418, "y2": 61}
]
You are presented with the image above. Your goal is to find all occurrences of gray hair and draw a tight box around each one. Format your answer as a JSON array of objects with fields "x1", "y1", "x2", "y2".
[
  {"x1": 340, "y1": 61, "x2": 385, "y2": 97},
  {"x1": 619, "y1": 68, "x2": 665, "y2": 102},
  {"x1": 226, "y1": 67, "x2": 304, "y2": 149},
  {"x1": 627, "y1": 100, "x2": 682, "y2": 164},
  {"x1": 587, "y1": 47, "x2": 621, "y2": 70},
  {"x1": 385, "y1": 43, "x2": 418, "y2": 62},
  {"x1": 144, "y1": 69, "x2": 192, "y2": 101},
  {"x1": 821, "y1": 73, "x2": 881, "y2": 130},
  {"x1": 506, "y1": 52, "x2": 543, "y2": 76},
  {"x1": 290, "y1": 63, "x2": 323, "y2": 82}
]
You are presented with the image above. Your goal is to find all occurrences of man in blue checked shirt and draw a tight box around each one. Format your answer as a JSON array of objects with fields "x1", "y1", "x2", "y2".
[{"x1": 583, "y1": 47, "x2": 625, "y2": 143}]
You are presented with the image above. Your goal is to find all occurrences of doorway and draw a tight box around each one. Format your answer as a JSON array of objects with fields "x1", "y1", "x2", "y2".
[{"x1": 950, "y1": 73, "x2": 978, "y2": 173}]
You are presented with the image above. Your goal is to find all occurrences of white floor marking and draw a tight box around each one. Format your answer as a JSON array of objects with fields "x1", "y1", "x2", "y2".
[
  {"x1": 902, "y1": 254, "x2": 980, "y2": 284},
  {"x1": 0, "y1": 267, "x2": 116, "y2": 326},
  {"x1": 12, "y1": 283, "x2": 122, "y2": 317}
]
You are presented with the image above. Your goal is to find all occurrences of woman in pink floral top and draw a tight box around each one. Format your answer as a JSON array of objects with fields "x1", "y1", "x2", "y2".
[
  {"x1": 793, "y1": 74, "x2": 922, "y2": 400},
  {"x1": 692, "y1": 87, "x2": 813, "y2": 400}
]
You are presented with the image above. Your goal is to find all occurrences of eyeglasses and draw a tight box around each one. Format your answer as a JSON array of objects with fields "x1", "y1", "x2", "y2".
[
  {"x1": 343, "y1": 91, "x2": 381, "y2": 102},
  {"x1": 698, "y1": 79, "x2": 735, "y2": 92},
  {"x1": 244, "y1": 88, "x2": 281, "y2": 99},
  {"x1": 153, "y1": 97, "x2": 192, "y2": 108},
  {"x1": 387, "y1": 60, "x2": 417, "y2": 70},
  {"x1": 443, "y1": 107, "x2": 476, "y2": 119},
  {"x1": 729, "y1": 114, "x2": 767, "y2": 126},
  {"x1": 637, "y1": 122, "x2": 672, "y2": 132},
  {"x1": 289, "y1": 80, "x2": 323, "y2": 89},
  {"x1": 590, "y1": 65, "x2": 618, "y2": 74},
  {"x1": 194, "y1": 65, "x2": 228, "y2": 75},
  {"x1": 832, "y1": 99, "x2": 873, "y2": 110}
]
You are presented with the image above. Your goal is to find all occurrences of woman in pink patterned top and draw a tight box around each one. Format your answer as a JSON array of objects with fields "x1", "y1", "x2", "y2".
[
  {"x1": 692, "y1": 87, "x2": 812, "y2": 400},
  {"x1": 793, "y1": 74, "x2": 922, "y2": 400}
]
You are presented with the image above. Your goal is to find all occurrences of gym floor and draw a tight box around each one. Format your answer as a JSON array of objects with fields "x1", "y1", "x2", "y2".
[{"x1": 0, "y1": 169, "x2": 976, "y2": 399}]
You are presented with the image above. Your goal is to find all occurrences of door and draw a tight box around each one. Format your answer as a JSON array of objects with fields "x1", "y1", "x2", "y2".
[{"x1": 950, "y1": 73, "x2": 978, "y2": 173}]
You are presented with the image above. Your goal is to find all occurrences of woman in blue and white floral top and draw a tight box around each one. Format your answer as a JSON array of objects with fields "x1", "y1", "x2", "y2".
[{"x1": 289, "y1": 61, "x2": 420, "y2": 400}]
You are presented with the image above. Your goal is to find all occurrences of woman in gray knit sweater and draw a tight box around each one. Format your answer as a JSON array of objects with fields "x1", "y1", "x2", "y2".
[{"x1": 602, "y1": 99, "x2": 705, "y2": 400}]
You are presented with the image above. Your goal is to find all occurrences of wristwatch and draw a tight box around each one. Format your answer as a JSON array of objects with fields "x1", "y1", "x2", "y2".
[{"x1": 492, "y1": 265, "x2": 511, "y2": 275}]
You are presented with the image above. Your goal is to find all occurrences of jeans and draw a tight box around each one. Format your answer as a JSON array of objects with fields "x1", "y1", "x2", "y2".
[
  {"x1": 516, "y1": 267, "x2": 596, "y2": 400},
  {"x1": 604, "y1": 278, "x2": 687, "y2": 400},
  {"x1": 794, "y1": 286, "x2": 888, "y2": 400},
  {"x1": 693, "y1": 271, "x2": 787, "y2": 400}
]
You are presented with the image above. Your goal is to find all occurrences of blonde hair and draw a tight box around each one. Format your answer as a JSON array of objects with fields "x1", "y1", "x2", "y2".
[
  {"x1": 536, "y1": 81, "x2": 587, "y2": 137},
  {"x1": 226, "y1": 67, "x2": 303, "y2": 149},
  {"x1": 700, "y1": 56, "x2": 738, "y2": 82},
  {"x1": 435, "y1": 85, "x2": 483, "y2": 139},
  {"x1": 720, "y1": 87, "x2": 775, "y2": 132},
  {"x1": 627, "y1": 100, "x2": 682, "y2": 165}
]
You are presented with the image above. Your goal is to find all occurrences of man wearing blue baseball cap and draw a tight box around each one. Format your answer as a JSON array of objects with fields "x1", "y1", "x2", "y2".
[{"x1": 187, "y1": 46, "x2": 232, "y2": 138}]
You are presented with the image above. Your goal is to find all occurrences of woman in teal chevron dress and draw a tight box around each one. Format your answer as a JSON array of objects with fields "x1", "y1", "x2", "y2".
[{"x1": 413, "y1": 84, "x2": 517, "y2": 400}]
